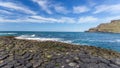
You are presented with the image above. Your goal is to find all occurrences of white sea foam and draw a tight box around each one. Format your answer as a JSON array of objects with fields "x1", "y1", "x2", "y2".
[
  {"x1": 15, "y1": 37, "x2": 61, "y2": 41},
  {"x1": 18, "y1": 34, "x2": 36, "y2": 38},
  {"x1": 61, "y1": 40, "x2": 72, "y2": 43},
  {"x1": 15, "y1": 34, "x2": 61, "y2": 41},
  {"x1": 0, "y1": 33, "x2": 17, "y2": 35},
  {"x1": 31, "y1": 34, "x2": 36, "y2": 37}
]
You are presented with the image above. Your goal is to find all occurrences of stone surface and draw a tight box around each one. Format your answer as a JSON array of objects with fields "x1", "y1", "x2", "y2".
[
  {"x1": 0, "y1": 36, "x2": 120, "y2": 68},
  {"x1": 68, "y1": 62, "x2": 77, "y2": 67}
]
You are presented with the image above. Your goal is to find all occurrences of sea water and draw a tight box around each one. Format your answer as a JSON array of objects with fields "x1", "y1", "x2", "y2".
[{"x1": 0, "y1": 31, "x2": 120, "y2": 52}]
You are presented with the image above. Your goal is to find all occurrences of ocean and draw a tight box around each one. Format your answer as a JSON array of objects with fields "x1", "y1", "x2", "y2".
[{"x1": 0, "y1": 31, "x2": 120, "y2": 52}]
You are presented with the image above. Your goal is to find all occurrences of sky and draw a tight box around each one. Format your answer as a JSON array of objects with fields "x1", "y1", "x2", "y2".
[{"x1": 0, "y1": 0, "x2": 120, "y2": 31}]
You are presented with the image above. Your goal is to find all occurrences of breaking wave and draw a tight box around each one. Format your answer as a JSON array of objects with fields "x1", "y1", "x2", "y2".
[
  {"x1": 15, "y1": 34, "x2": 61, "y2": 41},
  {"x1": 0, "y1": 33, "x2": 17, "y2": 35}
]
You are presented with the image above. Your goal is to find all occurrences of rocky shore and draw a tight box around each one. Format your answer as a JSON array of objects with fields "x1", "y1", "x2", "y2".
[{"x1": 0, "y1": 36, "x2": 120, "y2": 68}]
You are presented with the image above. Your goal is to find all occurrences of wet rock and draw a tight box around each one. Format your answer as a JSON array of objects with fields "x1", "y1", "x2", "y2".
[
  {"x1": 33, "y1": 60, "x2": 42, "y2": 68},
  {"x1": 68, "y1": 62, "x2": 77, "y2": 67},
  {"x1": 0, "y1": 61, "x2": 7, "y2": 68},
  {"x1": 15, "y1": 65, "x2": 27, "y2": 68},
  {"x1": 0, "y1": 36, "x2": 120, "y2": 68},
  {"x1": 115, "y1": 59, "x2": 120, "y2": 65},
  {"x1": 0, "y1": 55, "x2": 9, "y2": 60},
  {"x1": 0, "y1": 60, "x2": 3, "y2": 64},
  {"x1": 26, "y1": 63, "x2": 33, "y2": 68},
  {"x1": 74, "y1": 57, "x2": 79, "y2": 60},
  {"x1": 8, "y1": 60, "x2": 21, "y2": 67},
  {"x1": 23, "y1": 52, "x2": 30, "y2": 59},
  {"x1": 2, "y1": 64, "x2": 14, "y2": 68},
  {"x1": 46, "y1": 55, "x2": 52, "y2": 59},
  {"x1": 109, "y1": 64, "x2": 120, "y2": 68},
  {"x1": 66, "y1": 59, "x2": 70, "y2": 62}
]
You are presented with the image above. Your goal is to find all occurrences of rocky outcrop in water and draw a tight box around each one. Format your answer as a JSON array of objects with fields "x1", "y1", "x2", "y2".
[
  {"x1": 86, "y1": 20, "x2": 120, "y2": 33},
  {"x1": 0, "y1": 36, "x2": 120, "y2": 68}
]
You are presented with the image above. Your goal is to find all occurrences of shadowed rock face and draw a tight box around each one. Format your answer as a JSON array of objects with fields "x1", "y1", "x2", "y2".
[
  {"x1": 86, "y1": 20, "x2": 120, "y2": 33},
  {"x1": 0, "y1": 36, "x2": 120, "y2": 68}
]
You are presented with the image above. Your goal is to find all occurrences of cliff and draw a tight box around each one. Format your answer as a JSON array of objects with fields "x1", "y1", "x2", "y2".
[{"x1": 86, "y1": 20, "x2": 120, "y2": 33}]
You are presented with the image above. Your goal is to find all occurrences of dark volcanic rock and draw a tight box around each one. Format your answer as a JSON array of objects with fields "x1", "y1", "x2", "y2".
[{"x1": 0, "y1": 36, "x2": 120, "y2": 68}]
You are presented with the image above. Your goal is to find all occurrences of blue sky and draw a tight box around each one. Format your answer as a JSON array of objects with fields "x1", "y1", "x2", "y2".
[{"x1": 0, "y1": 0, "x2": 120, "y2": 31}]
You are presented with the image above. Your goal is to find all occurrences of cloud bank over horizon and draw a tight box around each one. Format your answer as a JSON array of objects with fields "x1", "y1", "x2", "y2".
[{"x1": 0, "y1": 0, "x2": 120, "y2": 31}]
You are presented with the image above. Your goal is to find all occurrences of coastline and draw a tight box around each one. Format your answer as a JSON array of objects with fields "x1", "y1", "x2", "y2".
[
  {"x1": 0, "y1": 36, "x2": 120, "y2": 68},
  {"x1": 86, "y1": 20, "x2": 120, "y2": 33}
]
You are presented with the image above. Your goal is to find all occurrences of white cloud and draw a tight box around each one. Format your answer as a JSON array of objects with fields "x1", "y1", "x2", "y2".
[
  {"x1": 1, "y1": 0, "x2": 120, "y2": 26},
  {"x1": 0, "y1": 17, "x2": 47, "y2": 23},
  {"x1": 0, "y1": 9, "x2": 12, "y2": 14},
  {"x1": 32, "y1": 0, "x2": 69, "y2": 14},
  {"x1": 0, "y1": 14, "x2": 76, "y2": 24},
  {"x1": 101, "y1": 16, "x2": 120, "y2": 23},
  {"x1": 0, "y1": 15, "x2": 100, "y2": 24},
  {"x1": 0, "y1": 2, "x2": 36, "y2": 15},
  {"x1": 1, "y1": 15, "x2": 120, "y2": 24},
  {"x1": 78, "y1": 16, "x2": 98, "y2": 23},
  {"x1": 106, "y1": 16, "x2": 120, "y2": 20},
  {"x1": 93, "y1": 4, "x2": 120, "y2": 14},
  {"x1": 30, "y1": 16, "x2": 58, "y2": 22},
  {"x1": 87, "y1": 0, "x2": 96, "y2": 6},
  {"x1": 54, "y1": 5, "x2": 69, "y2": 14},
  {"x1": 73, "y1": 6, "x2": 90, "y2": 13},
  {"x1": 58, "y1": 17, "x2": 76, "y2": 23},
  {"x1": 27, "y1": 16, "x2": 76, "y2": 23},
  {"x1": 32, "y1": 0, "x2": 52, "y2": 14}
]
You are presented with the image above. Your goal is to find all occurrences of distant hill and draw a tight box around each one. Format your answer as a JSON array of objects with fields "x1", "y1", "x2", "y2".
[{"x1": 86, "y1": 20, "x2": 120, "y2": 33}]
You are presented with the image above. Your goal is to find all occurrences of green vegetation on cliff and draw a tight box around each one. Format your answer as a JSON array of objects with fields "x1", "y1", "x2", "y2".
[{"x1": 86, "y1": 20, "x2": 120, "y2": 33}]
